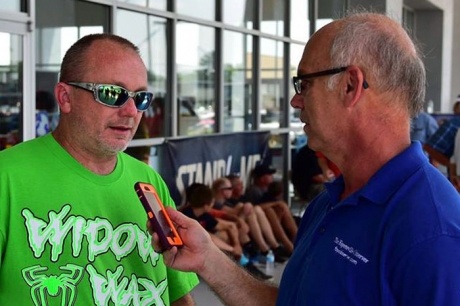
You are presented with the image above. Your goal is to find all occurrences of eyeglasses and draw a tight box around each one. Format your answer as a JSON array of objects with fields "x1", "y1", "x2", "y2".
[
  {"x1": 66, "y1": 82, "x2": 154, "y2": 111},
  {"x1": 220, "y1": 187, "x2": 233, "y2": 191},
  {"x1": 292, "y1": 66, "x2": 369, "y2": 95}
]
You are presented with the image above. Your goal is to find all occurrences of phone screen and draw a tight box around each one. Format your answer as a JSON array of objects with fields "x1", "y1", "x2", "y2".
[
  {"x1": 143, "y1": 190, "x2": 174, "y2": 237},
  {"x1": 135, "y1": 182, "x2": 183, "y2": 248}
]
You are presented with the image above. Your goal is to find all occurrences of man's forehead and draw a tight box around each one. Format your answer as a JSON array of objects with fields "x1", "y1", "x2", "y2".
[
  {"x1": 297, "y1": 26, "x2": 335, "y2": 74},
  {"x1": 297, "y1": 48, "x2": 329, "y2": 74}
]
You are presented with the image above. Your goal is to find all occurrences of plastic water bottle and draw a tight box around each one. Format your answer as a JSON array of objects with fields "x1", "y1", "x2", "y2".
[{"x1": 265, "y1": 250, "x2": 275, "y2": 275}]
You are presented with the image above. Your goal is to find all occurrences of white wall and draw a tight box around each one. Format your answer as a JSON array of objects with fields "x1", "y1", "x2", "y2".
[
  {"x1": 451, "y1": 0, "x2": 460, "y2": 105},
  {"x1": 427, "y1": 0, "x2": 453, "y2": 112},
  {"x1": 386, "y1": 0, "x2": 403, "y2": 21}
]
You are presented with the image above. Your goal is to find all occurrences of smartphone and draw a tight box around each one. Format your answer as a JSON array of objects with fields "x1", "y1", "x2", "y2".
[{"x1": 134, "y1": 182, "x2": 183, "y2": 249}]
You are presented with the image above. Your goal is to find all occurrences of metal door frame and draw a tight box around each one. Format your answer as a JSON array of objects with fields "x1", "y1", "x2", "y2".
[{"x1": 0, "y1": 7, "x2": 35, "y2": 142}]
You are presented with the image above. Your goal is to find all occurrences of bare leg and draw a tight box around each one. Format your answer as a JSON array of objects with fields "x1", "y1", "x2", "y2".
[
  {"x1": 210, "y1": 233, "x2": 234, "y2": 253},
  {"x1": 263, "y1": 206, "x2": 294, "y2": 254},
  {"x1": 244, "y1": 206, "x2": 270, "y2": 253},
  {"x1": 236, "y1": 218, "x2": 251, "y2": 244},
  {"x1": 254, "y1": 205, "x2": 279, "y2": 249},
  {"x1": 278, "y1": 202, "x2": 298, "y2": 241},
  {"x1": 269, "y1": 201, "x2": 298, "y2": 242},
  {"x1": 219, "y1": 218, "x2": 250, "y2": 247}
]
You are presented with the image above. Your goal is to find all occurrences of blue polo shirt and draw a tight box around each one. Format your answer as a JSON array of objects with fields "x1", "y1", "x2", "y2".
[{"x1": 277, "y1": 142, "x2": 460, "y2": 305}]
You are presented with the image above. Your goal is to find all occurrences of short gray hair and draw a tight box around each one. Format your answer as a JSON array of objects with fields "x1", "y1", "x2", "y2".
[
  {"x1": 327, "y1": 13, "x2": 425, "y2": 118},
  {"x1": 60, "y1": 33, "x2": 141, "y2": 83}
]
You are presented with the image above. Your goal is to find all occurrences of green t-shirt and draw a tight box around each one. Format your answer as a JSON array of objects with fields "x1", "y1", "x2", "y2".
[{"x1": 0, "y1": 134, "x2": 198, "y2": 305}]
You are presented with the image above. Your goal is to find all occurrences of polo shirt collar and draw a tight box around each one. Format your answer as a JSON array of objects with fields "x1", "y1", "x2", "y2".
[{"x1": 325, "y1": 142, "x2": 428, "y2": 207}]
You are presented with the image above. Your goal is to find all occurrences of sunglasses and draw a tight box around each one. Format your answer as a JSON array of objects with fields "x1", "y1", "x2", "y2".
[{"x1": 66, "y1": 82, "x2": 154, "y2": 111}]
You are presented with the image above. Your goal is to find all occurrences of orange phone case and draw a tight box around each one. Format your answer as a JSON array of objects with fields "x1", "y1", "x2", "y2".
[{"x1": 134, "y1": 182, "x2": 183, "y2": 249}]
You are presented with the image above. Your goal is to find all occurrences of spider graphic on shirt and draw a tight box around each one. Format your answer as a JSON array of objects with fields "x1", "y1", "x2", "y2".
[{"x1": 22, "y1": 264, "x2": 84, "y2": 306}]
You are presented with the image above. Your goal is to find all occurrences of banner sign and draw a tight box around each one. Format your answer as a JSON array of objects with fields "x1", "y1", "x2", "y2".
[{"x1": 157, "y1": 131, "x2": 271, "y2": 206}]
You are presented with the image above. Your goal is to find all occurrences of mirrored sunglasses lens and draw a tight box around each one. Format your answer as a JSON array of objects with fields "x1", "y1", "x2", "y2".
[
  {"x1": 97, "y1": 85, "x2": 129, "y2": 106},
  {"x1": 135, "y1": 92, "x2": 154, "y2": 111}
]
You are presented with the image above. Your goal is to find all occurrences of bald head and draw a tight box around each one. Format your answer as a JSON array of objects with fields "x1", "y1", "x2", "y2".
[
  {"x1": 60, "y1": 33, "x2": 142, "y2": 83},
  {"x1": 302, "y1": 13, "x2": 426, "y2": 118}
]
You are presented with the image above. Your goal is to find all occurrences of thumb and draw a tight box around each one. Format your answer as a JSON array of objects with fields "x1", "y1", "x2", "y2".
[{"x1": 165, "y1": 206, "x2": 189, "y2": 225}]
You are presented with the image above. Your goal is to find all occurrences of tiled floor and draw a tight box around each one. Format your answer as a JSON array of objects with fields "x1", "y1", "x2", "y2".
[{"x1": 190, "y1": 260, "x2": 288, "y2": 305}]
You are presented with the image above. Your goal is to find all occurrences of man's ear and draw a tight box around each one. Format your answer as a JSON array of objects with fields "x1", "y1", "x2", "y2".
[
  {"x1": 54, "y1": 83, "x2": 72, "y2": 113},
  {"x1": 343, "y1": 65, "x2": 366, "y2": 107}
]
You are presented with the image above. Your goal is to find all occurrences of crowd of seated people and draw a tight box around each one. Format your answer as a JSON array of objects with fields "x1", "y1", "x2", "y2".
[
  {"x1": 179, "y1": 168, "x2": 302, "y2": 277},
  {"x1": 243, "y1": 164, "x2": 298, "y2": 254},
  {"x1": 212, "y1": 177, "x2": 289, "y2": 263},
  {"x1": 181, "y1": 183, "x2": 273, "y2": 280}
]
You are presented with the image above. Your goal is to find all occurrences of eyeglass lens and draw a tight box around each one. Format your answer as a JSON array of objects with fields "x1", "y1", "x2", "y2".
[
  {"x1": 96, "y1": 85, "x2": 153, "y2": 111},
  {"x1": 294, "y1": 79, "x2": 301, "y2": 94}
]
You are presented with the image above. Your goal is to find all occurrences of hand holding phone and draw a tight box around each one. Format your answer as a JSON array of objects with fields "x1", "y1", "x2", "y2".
[{"x1": 134, "y1": 182, "x2": 183, "y2": 250}]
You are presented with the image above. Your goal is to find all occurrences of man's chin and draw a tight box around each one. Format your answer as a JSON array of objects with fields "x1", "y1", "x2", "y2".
[
  {"x1": 104, "y1": 141, "x2": 130, "y2": 155},
  {"x1": 305, "y1": 137, "x2": 318, "y2": 150}
]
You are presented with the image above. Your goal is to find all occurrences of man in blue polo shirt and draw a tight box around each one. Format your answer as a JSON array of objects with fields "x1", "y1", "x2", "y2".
[{"x1": 149, "y1": 12, "x2": 460, "y2": 306}]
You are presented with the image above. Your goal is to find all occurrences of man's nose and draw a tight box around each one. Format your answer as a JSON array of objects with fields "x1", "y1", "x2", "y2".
[
  {"x1": 120, "y1": 98, "x2": 139, "y2": 116},
  {"x1": 290, "y1": 93, "x2": 303, "y2": 110}
]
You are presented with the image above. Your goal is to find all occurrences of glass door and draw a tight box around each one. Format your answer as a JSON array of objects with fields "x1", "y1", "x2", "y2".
[
  {"x1": 0, "y1": 32, "x2": 23, "y2": 150},
  {"x1": 0, "y1": 15, "x2": 33, "y2": 151}
]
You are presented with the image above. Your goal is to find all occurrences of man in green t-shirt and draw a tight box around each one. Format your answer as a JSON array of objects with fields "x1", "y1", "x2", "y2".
[{"x1": 0, "y1": 33, "x2": 198, "y2": 305}]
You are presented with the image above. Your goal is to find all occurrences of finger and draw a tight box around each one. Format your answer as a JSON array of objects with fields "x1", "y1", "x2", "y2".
[
  {"x1": 161, "y1": 246, "x2": 179, "y2": 267},
  {"x1": 155, "y1": 247, "x2": 166, "y2": 254},
  {"x1": 146, "y1": 220, "x2": 153, "y2": 235},
  {"x1": 151, "y1": 231, "x2": 163, "y2": 251},
  {"x1": 164, "y1": 206, "x2": 190, "y2": 227}
]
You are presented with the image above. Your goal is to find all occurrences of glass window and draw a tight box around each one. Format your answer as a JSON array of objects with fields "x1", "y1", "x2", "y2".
[
  {"x1": 403, "y1": 7, "x2": 416, "y2": 34},
  {"x1": 176, "y1": 22, "x2": 215, "y2": 136},
  {"x1": 290, "y1": 44, "x2": 306, "y2": 146},
  {"x1": 0, "y1": 33, "x2": 22, "y2": 150},
  {"x1": 117, "y1": 10, "x2": 167, "y2": 139},
  {"x1": 290, "y1": 0, "x2": 309, "y2": 41},
  {"x1": 316, "y1": 0, "x2": 346, "y2": 31},
  {"x1": 223, "y1": 0, "x2": 254, "y2": 29},
  {"x1": 117, "y1": 0, "x2": 166, "y2": 10},
  {"x1": 223, "y1": 31, "x2": 253, "y2": 132},
  {"x1": 35, "y1": 0, "x2": 109, "y2": 136},
  {"x1": 177, "y1": 0, "x2": 215, "y2": 21},
  {"x1": 0, "y1": 0, "x2": 24, "y2": 12},
  {"x1": 260, "y1": 38, "x2": 284, "y2": 131},
  {"x1": 261, "y1": 0, "x2": 284, "y2": 36}
]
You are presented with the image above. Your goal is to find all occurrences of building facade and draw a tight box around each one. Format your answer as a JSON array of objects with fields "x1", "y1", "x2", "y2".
[{"x1": 0, "y1": 0, "x2": 457, "y2": 202}]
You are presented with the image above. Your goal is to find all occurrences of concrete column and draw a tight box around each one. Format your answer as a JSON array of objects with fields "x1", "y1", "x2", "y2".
[{"x1": 415, "y1": 10, "x2": 443, "y2": 111}]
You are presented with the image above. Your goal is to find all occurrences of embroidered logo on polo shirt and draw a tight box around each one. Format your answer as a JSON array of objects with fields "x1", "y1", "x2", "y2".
[{"x1": 333, "y1": 237, "x2": 369, "y2": 265}]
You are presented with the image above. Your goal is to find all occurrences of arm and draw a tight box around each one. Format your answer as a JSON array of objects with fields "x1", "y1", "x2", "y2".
[
  {"x1": 214, "y1": 218, "x2": 237, "y2": 231},
  {"x1": 210, "y1": 233, "x2": 235, "y2": 253},
  {"x1": 216, "y1": 211, "x2": 240, "y2": 223},
  {"x1": 423, "y1": 144, "x2": 450, "y2": 167},
  {"x1": 150, "y1": 208, "x2": 278, "y2": 306},
  {"x1": 449, "y1": 153, "x2": 458, "y2": 188},
  {"x1": 222, "y1": 205, "x2": 241, "y2": 216},
  {"x1": 449, "y1": 129, "x2": 460, "y2": 186},
  {"x1": 450, "y1": 174, "x2": 460, "y2": 191}
]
